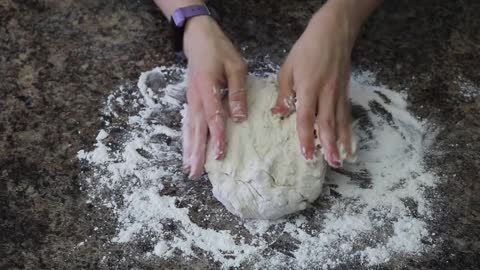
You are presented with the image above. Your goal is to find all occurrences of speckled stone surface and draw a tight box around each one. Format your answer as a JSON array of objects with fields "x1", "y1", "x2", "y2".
[{"x1": 1, "y1": 0, "x2": 479, "y2": 269}]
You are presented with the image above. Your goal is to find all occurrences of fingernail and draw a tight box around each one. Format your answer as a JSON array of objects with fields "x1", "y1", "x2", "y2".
[
  {"x1": 330, "y1": 160, "x2": 342, "y2": 168},
  {"x1": 302, "y1": 146, "x2": 314, "y2": 160},
  {"x1": 215, "y1": 141, "x2": 224, "y2": 160},
  {"x1": 271, "y1": 106, "x2": 280, "y2": 114},
  {"x1": 326, "y1": 152, "x2": 342, "y2": 168},
  {"x1": 271, "y1": 106, "x2": 288, "y2": 115},
  {"x1": 232, "y1": 114, "x2": 247, "y2": 123},
  {"x1": 231, "y1": 102, "x2": 247, "y2": 122}
]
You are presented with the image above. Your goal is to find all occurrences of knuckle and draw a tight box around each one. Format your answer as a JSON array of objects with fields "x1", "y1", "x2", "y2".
[
  {"x1": 206, "y1": 112, "x2": 218, "y2": 125},
  {"x1": 326, "y1": 77, "x2": 341, "y2": 89},
  {"x1": 186, "y1": 94, "x2": 201, "y2": 108},
  {"x1": 206, "y1": 109, "x2": 225, "y2": 127},
  {"x1": 323, "y1": 87, "x2": 339, "y2": 98},
  {"x1": 323, "y1": 82, "x2": 344, "y2": 97},
  {"x1": 192, "y1": 74, "x2": 220, "y2": 92},
  {"x1": 319, "y1": 117, "x2": 335, "y2": 130},
  {"x1": 297, "y1": 110, "x2": 315, "y2": 124},
  {"x1": 229, "y1": 61, "x2": 248, "y2": 75}
]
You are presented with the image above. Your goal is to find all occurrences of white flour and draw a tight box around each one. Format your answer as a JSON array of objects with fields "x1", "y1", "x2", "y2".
[
  {"x1": 78, "y1": 66, "x2": 439, "y2": 269},
  {"x1": 456, "y1": 76, "x2": 480, "y2": 100}
]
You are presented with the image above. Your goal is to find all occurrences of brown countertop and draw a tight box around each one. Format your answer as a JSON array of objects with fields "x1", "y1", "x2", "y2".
[{"x1": 1, "y1": 0, "x2": 479, "y2": 269}]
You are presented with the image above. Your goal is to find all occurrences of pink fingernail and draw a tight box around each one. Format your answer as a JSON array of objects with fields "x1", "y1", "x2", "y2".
[
  {"x1": 330, "y1": 160, "x2": 342, "y2": 168},
  {"x1": 326, "y1": 151, "x2": 342, "y2": 168},
  {"x1": 302, "y1": 146, "x2": 314, "y2": 160},
  {"x1": 271, "y1": 106, "x2": 287, "y2": 115}
]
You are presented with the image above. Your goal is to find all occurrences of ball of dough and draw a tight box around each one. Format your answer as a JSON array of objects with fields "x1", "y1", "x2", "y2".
[{"x1": 205, "y1": 76, "x2": 326, "y2": 220}]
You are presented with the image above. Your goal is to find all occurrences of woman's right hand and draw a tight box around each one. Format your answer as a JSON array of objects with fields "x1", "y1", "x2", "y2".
[{"x1": 182, "y1": 16, "x2": 248, "y2": 179}]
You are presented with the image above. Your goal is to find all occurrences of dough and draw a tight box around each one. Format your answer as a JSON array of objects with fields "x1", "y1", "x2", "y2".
[{"x1": 205, "y1": 76, "x2": 326, "y2": 220}]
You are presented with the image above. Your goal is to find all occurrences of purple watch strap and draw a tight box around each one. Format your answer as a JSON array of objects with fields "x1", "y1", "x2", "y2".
[
  {"x1": 171, "y1": 4, "x2": 219, "y2": 58},
  {"x1": 172, "y1": 4, "x2": 211, "y2": 27}
]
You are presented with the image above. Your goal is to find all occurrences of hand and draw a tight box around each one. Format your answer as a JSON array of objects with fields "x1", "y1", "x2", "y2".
[
  {"x1": 273, "y1": 1, "x2": 358, "y2": 168},
  {"x1": 182, "y1": 16, "x2": 248, "y2": 179}
]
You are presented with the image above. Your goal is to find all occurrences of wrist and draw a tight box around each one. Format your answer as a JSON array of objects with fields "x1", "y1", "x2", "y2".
[
  {"x1": 333, "y1": 0, "x2": 360, "y2": 37},
  {"x1": 168, "y1": 3, "x2": 220, "y2": 58},
  {"x1": 184, "y1": 15, "x2": 218, "y2": 36},
  {"x1": 308, "y1": 3, "x2": 356, "y2": 49},
  {"x1": 183, "y1": 16, "x2": 221, "y2": 57}
]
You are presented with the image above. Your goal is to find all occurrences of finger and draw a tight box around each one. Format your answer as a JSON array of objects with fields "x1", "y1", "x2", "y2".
[
  {"x1": 188, "y1": 112, "x2": 208, "y2": 179},
  {"x1": 182, "y1": 104, "x2": 193, "y2": 173},
  {"x1": 272, "y1": 60, "x2": 295, "y2": 116},
  {"x1": 182, "y1": 83, "x2": 197, "y2": 173},
  {"x1": 296, "y1": 86, "x2": 318, "y2": 160},
  {"x1": 336, "y1": 76, "x2": 353, "y2": 161},
  {"x1": 196, "y1": 76, "x2": 227, "y2": 160},
  {"x1": 184, "y1": 84, "x2": 208, "y2": 179},
  {"x1": 317, "y1": 80, "x2": 341, "y2": 168},
  {"x1": 225, "y1": 61, "x2": 248, "y2": 122}
]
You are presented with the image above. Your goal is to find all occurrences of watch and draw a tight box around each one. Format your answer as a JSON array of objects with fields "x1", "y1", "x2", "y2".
[{"x1": 170, "y1": 4, "x2": 219, "y2": 57}]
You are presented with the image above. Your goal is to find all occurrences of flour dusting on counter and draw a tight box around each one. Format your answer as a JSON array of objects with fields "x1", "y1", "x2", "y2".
[{"x1": 78, "y1": 66, "x2": 439, "y2": 269}]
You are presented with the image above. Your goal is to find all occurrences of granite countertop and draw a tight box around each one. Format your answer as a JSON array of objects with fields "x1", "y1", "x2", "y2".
[{"x1": 1, "y1": 0, "x2": 479, "y2": 269}]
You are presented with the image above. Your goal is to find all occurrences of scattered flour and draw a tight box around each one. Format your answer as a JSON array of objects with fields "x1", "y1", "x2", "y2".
[
  {"x1": 456, "y1": 76, "x2": 480, "y2": 100},
  {"x1": 78, "y1": 66, "x2": 439, "y2": 269}
]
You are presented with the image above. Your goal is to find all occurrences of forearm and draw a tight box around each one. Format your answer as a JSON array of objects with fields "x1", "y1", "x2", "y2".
[
  {"x1": 312, "y1": 0, "x2": 383, "y2": 47},
  {"x1": 332, "y1": 0, "x2": 383, "y2": 30},
  {"x1": 153, "y1": 0, "x2": 205, "y2": 18}
]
